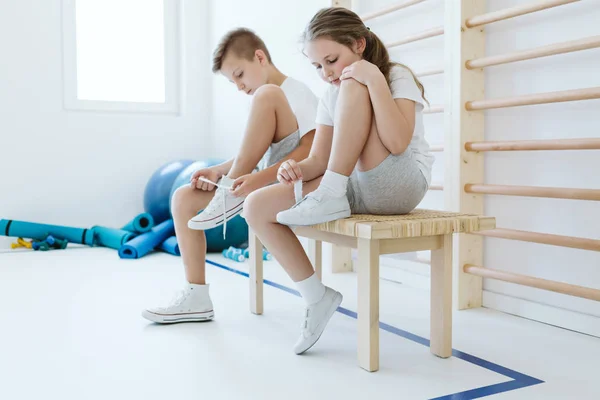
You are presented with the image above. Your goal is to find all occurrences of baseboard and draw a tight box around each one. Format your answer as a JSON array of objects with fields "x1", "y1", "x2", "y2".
[{"x1": 483, "y1": 290, "x2": 600, "y2": 338}]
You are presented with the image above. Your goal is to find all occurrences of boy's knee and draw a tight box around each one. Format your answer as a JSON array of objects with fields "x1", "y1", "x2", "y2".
[
  {"x1": 252, "y1": 84, "x2": 285, "y2": 105},
  {"x1": 170, "y1": 185, "x2": 195, "y2": 215}
]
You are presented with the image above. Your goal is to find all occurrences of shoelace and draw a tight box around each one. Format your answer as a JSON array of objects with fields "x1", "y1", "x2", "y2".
[{"x1": 199, "y1": 177, "x2": 233, "y2": 239}]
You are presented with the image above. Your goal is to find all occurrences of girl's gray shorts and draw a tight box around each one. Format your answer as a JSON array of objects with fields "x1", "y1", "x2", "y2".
[{"x1": 347, "y1": 150, "x2": 428, "y2": 215}]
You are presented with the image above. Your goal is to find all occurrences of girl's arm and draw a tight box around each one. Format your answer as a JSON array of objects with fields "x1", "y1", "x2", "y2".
[
  {"x1": 367, "y1": 73, "x2": 416, "y2": 155},
  {"x1": 297, "y1": 124, "x2": 333, "y2": 181}
]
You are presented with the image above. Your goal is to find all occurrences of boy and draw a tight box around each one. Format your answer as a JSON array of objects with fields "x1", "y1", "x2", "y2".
[{"x1": 142, "y1": 28, "x2": 318, "y2": 323}]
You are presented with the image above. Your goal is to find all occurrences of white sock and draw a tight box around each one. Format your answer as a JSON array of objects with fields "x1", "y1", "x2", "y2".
[
  {"x1": 295, "y1": 273, "x2": 326, "y2": 305},
  {"x1": 320, "y1": 170, "x2": 348, "y2": 197}
]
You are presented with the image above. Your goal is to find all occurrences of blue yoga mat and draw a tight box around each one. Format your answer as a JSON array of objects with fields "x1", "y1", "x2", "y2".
[
  {"x1": 0, "y1": 219, "x2": 94, "y2": 245},
  {"x1": 92, "y1": 226, "x2": 136, "y2": 250},
  {"x1": 122, "y1": 213, "x2": 154, "y2": 234},
  {"x1": 118, "y1": 219, "x2": 175, "y2": 259},
  {"x1": 158, "y1": 236, "x2": 180, "y2": 256}
]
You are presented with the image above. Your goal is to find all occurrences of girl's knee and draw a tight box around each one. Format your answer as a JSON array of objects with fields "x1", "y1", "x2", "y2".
[{"x1": 340, "y1": 78, "x2": 369, "y2": 98}]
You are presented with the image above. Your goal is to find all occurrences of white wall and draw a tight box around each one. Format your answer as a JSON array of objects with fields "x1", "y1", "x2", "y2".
[
  {"x1": 483, "y1": 0, "x2": 600, "y2": 325},
  {"x1": 0, "y1": 0, "x2": 212, "y2": 250}
]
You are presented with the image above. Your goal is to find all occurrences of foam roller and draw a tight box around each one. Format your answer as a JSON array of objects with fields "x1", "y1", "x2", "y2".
[
  {"x1": 118, "y1": 219, "x2": 175, "y2": 259},
  {"x1": 122, "y1": 213, "x2": 154, "y2": 234},
  {"x1": 92, "y1": 226, "x2": 137, "y2": 250},
  {"x1": 158, "y1": 236, "x2": 180, "y2": 256}
]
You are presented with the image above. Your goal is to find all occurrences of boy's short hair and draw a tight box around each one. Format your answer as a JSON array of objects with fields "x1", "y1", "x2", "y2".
[{"x1": 212, "y1": 28, "x2": 273, "y2": 73}]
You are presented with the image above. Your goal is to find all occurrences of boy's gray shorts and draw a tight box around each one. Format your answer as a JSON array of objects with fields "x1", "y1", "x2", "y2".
[
  {"x1": 347, "y1": 150, "x2": 428, "y2": 215},
  {"x1": 257, "y1": 130, "x2": 301, "y2": 171}
]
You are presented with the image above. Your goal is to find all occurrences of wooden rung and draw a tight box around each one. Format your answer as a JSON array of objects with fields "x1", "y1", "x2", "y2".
[
  {"x1": 465, "y1": 0, "x2": 579, "y2": 28},
  {"x1": 465, "y1": 184, "x2": 600, "y2": 201},
  {"x1": 361, "y1": 0, "x2": 425, "y2": 21},
  {"x1": 464, "y1": 264, "x2": 600, "y2": 302},
  {"x1": 417, "y1": 67, "x2": 444, "y2": 77},
  {"x1": 465, "y1": 138, "x2": 600, "y2": 152},
  {"x1": 466, "y1": 87, "x2": 600, "y2": 111},
  {"x1": 429, "y1": 184, "x2": 444, "y2": 191},
  {"x1": 430, "y1": 144, "x2": 444, "y2": 152},
  {"x1": 424, "y1": 105, "x2": 444, "y2": 114},
  {"x1": 466, "y1": 35, "x2": 600, "y2": 69},
  {"x1": 475, "y1": 228, "x2": 600, "y2": 252},
  {"x1": 386, "y1": 27, "x2": 444, "y2": 49}
]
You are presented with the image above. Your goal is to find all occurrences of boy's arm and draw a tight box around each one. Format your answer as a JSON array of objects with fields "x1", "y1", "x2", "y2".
[
  {"x1": 212, "y1": 158, "x2": 235, "y2": 176},
  {"x1": 252, "y1": 130, "x2": 316, "y2": 187}
]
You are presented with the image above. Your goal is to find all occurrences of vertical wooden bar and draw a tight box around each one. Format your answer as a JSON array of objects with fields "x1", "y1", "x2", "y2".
[
  {"x1": 249, "y1": 228, "x2": 264, "y2": 315},
  {"x1": 307, "y1": 239, "x2": 323, "y2": 280},
  {"x1": 444, "y1": 0, "x2": 486, "y2": 310},
  {"x1": 357, "y1": 238, "x2": 380, "y2": 372},
  {"x1": 430, "y1": 234, "x2": 453, "y2": 358}
]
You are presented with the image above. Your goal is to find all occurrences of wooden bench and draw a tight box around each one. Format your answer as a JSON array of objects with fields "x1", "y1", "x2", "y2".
[{"x1": 247, "y1": 209, "x2": 495, "y2": 372}]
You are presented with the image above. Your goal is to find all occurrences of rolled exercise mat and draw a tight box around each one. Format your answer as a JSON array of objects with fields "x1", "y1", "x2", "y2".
[
  {"x1": 121, "y1": 213, "x2": 154, "y2": 234},
  {"x1": 0, "y1": 219, "x2": 94, "y2": 245},
  {"x1": 158, "y1": 236, "x2": 180, "y2": 256},
  {"x1": 118, "y1": 219, "x2": 175, "y2": 259},
  {"x1": 92, "y1": 226, "x2": 137, "y2": 250}
]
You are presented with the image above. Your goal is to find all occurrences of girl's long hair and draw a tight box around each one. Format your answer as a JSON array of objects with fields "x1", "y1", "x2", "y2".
[{"x1": 302, "y1": 7, "x2": 427, "y2": 103}]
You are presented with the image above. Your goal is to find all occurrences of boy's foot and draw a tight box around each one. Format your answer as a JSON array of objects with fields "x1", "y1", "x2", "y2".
[
  {"x1": 276, "y1": 188, "x2": 350, "y2": 226},
  {"x1": 294, "y1": 287, "x2": 343, "y2": 354},
  {"x1": 188, "y1": 176, "x2": 244, "y2": 230},
  {"x1": 142, "y1": 283, "x2": 214, "y2": 323}
]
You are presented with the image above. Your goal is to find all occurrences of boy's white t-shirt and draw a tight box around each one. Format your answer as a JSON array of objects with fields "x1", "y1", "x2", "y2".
[
  {"x1": 314, "y1": 65, "x2": 434, "y2": 186},
  {"x1": 279, "y1": 77, "x2": 318, "y2": 138}
]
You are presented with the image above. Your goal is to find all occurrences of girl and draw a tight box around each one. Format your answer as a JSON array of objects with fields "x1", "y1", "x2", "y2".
[{"x1": 243, "y1": 7, "x2": 434, "y2": 354}]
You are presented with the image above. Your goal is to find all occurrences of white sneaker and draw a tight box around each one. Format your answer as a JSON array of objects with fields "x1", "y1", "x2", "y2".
[
  {"x1": 276, "y1": 189, "x2": 350, "y2": 226},
  {"x1": 294, "y1": 287, "x2": 343, "y2": 355},
  {"x1": 188, "y1": 176, "x2": 244, "y2": 232},
  {"x1": 142, "y1": 283, "x2": 214, "y2": 323}
]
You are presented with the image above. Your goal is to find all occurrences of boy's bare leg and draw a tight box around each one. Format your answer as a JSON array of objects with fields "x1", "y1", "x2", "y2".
[
  {"x1": 228, "y1": 84, "x2": 298, "y2": 178},
  {"x1": 171, "y1": 186, "x2": 215, "y2": 284}
]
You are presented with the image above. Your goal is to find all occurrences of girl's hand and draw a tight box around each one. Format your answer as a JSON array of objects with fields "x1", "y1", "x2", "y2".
[
  {"x1": 231, "y1": 173, "x2": 264, "y2": 198},
  {"x1": 190, "y1": 168, "x2": 222, "y2": 191},
  {"x1": 277, "y1": 160, "x2": 303, "y2": 185},
  {"x1": 340, "y1": 60, "x2": 382, "y2": 86}
]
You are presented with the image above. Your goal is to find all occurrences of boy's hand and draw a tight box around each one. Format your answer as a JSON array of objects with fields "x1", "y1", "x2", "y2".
[
  {"x1": 277, "y1": 160, "x2": 303, "y2": 185},
  {"x1": 190, "y1": 168, "x2": 222, "y2": 191},
  {"x1": 231, "y1": 173, "x2": 264, "y2": 198}
]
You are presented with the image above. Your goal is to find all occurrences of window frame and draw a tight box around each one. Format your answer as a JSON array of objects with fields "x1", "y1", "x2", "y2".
[{"x1": 61, "y1": 0, "x2": 181, "y2": 114}]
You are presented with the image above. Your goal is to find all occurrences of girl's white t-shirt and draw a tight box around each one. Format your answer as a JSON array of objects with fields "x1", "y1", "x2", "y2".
[{"x1": 315, "y1": 65, "x2": 434, "y2": 185}]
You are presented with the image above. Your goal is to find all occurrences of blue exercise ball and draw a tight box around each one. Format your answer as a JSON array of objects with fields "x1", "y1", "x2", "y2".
[
  {"x1": 144, "y1": 159, "x2": 195, "y2": 224},
  {"x1": 169, "y1": 159, "x2": 249, "y2": 252}
]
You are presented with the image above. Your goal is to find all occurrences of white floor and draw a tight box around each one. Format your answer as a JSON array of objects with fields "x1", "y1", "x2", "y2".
[{"x1": 0, "y1": 248, "x2": 598, "y2": 400}]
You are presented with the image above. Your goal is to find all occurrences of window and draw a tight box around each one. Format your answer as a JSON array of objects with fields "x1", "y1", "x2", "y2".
[{"x1": 62, "y1": 0, "x2": 180, "y2": 113}]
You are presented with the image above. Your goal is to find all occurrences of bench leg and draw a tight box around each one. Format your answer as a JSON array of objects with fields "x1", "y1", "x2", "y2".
[
  {"x1": 307, "y1": 239, "x2": 322, "y2": 280},
  {"x1": 430, "y1": 234, "x2": 453, "y2": 358},
  {"x1": 331, "y1": 244, "x2": 353, "y2": 273},
  {"x1": 357, "y1": 238, "x2": 380, "y2": 372},
  {"x1": 249, "y1": 228, "x2": 263, "y2": 315}
]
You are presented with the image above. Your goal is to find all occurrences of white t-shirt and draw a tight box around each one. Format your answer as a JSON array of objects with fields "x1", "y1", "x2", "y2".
[
  {"x1": 280, "y1": 76, "x2": 318, "y2": 138},
  {"x1": 314, "y1": 65, "x2": 434, "y2": 185}
]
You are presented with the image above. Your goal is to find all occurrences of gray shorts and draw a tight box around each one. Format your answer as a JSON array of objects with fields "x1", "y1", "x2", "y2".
[
  {"x1": 347, "y1": 150, "x2": 428, "y2": 214},
  {"x1": 257, "y1": 130, "x2": 301, "y2": 171}
]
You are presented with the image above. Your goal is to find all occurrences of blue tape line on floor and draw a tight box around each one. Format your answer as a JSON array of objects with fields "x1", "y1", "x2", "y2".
[{"x1": 206, "y1": 259, "x2": 544, "y2": 399}]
